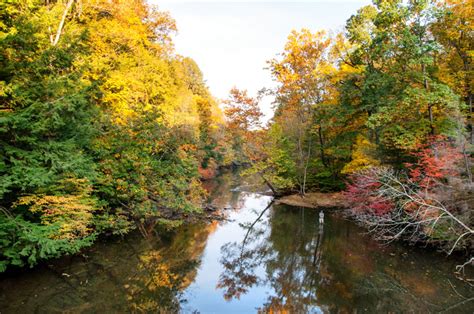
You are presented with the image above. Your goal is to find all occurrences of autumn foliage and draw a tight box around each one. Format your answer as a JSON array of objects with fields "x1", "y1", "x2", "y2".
[
  {"x1": 1, "y1": 0, "x2": 473, "y2": 273},
  {"x1": 346, "y1": 137, "x2": 467, "y2": 214},
  {"x1": 0, "y1": 0, "x2": 225, "y2": 271},
  {"x1": 344, "y1": 136, "x2": 472, "y2": 256},
  {"x1": 406, "y1": 137, "x2": 464, "y2": 188},
  {"x1": 344, "y1": 173, "x2": 394, "y2": 216}
]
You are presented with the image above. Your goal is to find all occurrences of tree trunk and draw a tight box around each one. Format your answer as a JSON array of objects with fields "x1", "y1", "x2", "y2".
[
  {"x1": 318, "y1": 126, "x2": 327, "y2": 168},
  {"x1": 259, "y1": 173, "x2": 279, "y2": 196},
  {"x1": 422, "y1": 64, "x2": 435, "y2": 135},
  {"x1": 52, "y1": 0, "x2": 75, "y2": 46},
  {"x1": 302, "y1": 135, "x2": 312, "y2": 196},
  {"x1": 428, "y1": 105, "x2": 434, "y2": 135},
  {"x1": 469, "y1": 92, "x2": 473, "y2": 144},
  {"x1": 464, "y1": 58, "x2": 473, "y2": 144}
]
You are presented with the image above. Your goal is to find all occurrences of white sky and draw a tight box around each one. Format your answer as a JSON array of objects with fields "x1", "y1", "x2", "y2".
[{"x1": 151, "y1": 1, "x2": 371, "y2": 120}]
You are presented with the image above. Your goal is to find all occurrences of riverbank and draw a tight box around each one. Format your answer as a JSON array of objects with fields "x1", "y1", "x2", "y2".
[
  {"x1": 2, "y1": 174, "x2": 472, "y2": 313},
  {"x1": 274, "y1": 192, "x2": 348, "y2": 209},
  {"x1": 2, "y1": 172, "x2": 473, "y2": 313}
]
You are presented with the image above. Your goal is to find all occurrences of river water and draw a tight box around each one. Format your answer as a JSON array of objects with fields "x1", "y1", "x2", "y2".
[{"x1": 0, "y1": 171, "x2": 473, "y2": 313}]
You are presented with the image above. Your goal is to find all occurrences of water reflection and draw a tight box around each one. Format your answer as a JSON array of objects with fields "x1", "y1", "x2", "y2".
[
  {"x1": 125, "y1": 222, "x2": 215, "y2": 312},
  {"x1": 0, "y1": 171, "x2": 245, "y2": 314},
  {"x1": 0, "y1": 221, "x2": 215, "y2": 313},
  {"x1": 0, "y1": 171, "x2": 473, "y2": 313},
  {"x1": 218, "y1": 205, "x2": 328, "y2": 313},
  {"x1": 217, "y1": 204, "x2": 474, "y2": 313}
]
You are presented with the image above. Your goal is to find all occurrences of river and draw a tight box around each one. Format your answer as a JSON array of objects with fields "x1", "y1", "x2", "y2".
[{"x1": 0, "y1": 170, "x2": 473, "y2": 313}]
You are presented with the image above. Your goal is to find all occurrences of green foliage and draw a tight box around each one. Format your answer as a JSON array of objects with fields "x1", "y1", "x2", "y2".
[
  {"x1": 343, "y1": 0, "x2": 463, "y2": 151},
  {"x1": 0, "y1": 15, "x2": 96, "y2": 199},
  {"x1": 0, "y1": 214, "x2": 96, "y2": 271},
  {"x1": 263, "y1": 124, "x2": 298, "y2": 189},
  {"x1": 94, "y1": 114, "x2": 205, "y2": 219},
  {"x1": 247, "y1": 0, "x2": 470, "y2": 197},
  {"x1": 0, "y1": 0, "x2": 471, "y2": 272},
  {"x1": 0, "y1": 0, "x2": 221, "y2": 272}
]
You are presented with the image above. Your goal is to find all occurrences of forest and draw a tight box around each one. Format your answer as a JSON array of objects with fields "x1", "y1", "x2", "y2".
[{"x1": 0, "y1": 0, "x2": 472, "y2": 287}]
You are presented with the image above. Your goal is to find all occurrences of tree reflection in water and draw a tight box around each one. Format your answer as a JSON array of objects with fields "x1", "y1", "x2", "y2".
[
  {"x1": 1, "y1": 173, "x2": 472, "y2": 313},
  {"x1": 217, "y1": 203, "x2": 474, "y2": 313},
  {"x1": 125, "y1": 171, "x2": 249, "y2": 312},
  {"x1": 218, "y1": 204, "x2": 327, "y2": 313},
  {"x1": 124, "y1": 222, "x2": 212, "y2": 313},
  {"x1": 217, "y1": 201, "x2": 273, "y2": 300}
]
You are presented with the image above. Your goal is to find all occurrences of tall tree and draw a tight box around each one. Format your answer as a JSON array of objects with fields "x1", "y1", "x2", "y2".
[
  {"x1": 431, "y1": 0, "x2": 473, "y2": 142},
  {"x1": 268, "y1": 30, "x2": 337, "y2": 194}
]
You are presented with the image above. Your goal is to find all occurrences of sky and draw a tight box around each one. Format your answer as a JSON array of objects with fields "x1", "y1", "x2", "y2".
[{"x1": 151, "y1": 1, "x2": 372, "y2": 120}]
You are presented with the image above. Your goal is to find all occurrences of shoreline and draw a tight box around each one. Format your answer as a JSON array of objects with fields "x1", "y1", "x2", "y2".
[{"x1": 274, "y1": 192, "x2": 348, "y2": 209}]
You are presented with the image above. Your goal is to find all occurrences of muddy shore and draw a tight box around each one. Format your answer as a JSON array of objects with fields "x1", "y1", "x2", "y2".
[{"x1": 274, "y1": 192, "x2": 348, "y2": 209}]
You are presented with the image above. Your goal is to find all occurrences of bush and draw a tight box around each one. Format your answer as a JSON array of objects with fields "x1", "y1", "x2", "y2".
[{"x1": 344, "y1": 138, "x2": 473, "y2": 260}]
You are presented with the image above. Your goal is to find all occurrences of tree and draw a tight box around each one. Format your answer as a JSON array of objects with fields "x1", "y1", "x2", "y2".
[
  {"x1": 224, "y1": 88, "x2": 263, "y2": 164},
  {"x1": 344, "y1": 136, "x2": 473, "y2": 272},
  {"x1": 268, "y1": 30, "x2": 336, "y2": 194},
  {"x1": 344, "y1": 0, "x2": 462, "y2": 153},
  {"x1": 0, "y1": 0, "x2": 219, "y2": 271},
  {"x1": 432, "y1": 0, "x2": 473, "y2": 142}
]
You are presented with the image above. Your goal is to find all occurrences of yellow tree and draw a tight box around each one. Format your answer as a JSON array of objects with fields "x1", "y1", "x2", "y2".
[
  {"x1": 268, "y1": 29, "x2": 335, "y2": 194},
  {"x1": 432, "y1": 0, "x2": 473, "y2": 142}
]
